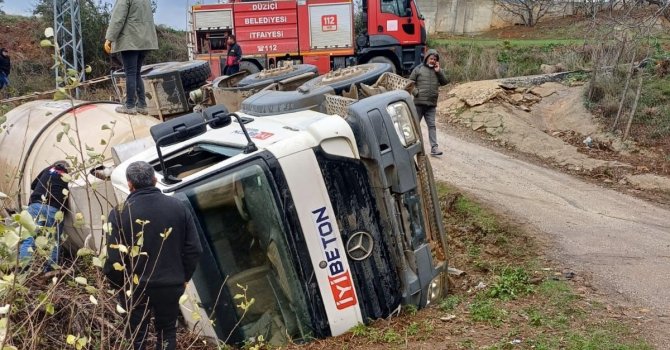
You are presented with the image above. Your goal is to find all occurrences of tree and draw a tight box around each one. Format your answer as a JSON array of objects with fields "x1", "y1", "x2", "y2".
[
  {"x1": 494, "y1": 0, "x2": 561, "y2": 26},
  {"x1": 33, "y1": 0, "x2": 115, "y2": 76}
]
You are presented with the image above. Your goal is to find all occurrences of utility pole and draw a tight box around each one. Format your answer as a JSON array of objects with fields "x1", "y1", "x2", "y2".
[{"x1": 53, "y1": 0, "x2": 85, "y2": 96}]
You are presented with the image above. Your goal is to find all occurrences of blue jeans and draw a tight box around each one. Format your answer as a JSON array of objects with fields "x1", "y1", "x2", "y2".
[
  {"x1": 19, "y1": 203, "x2": 63, "y2": 266},
  {"x1": 0, "y1": 72, "x2": 8, "y2": 90},
  {"x1": 121, "y1": 50, "x2": 148, "y2": 109}
]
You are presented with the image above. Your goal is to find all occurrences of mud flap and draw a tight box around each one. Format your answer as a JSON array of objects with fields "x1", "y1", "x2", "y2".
[{"x1": 416, "y1": 140, "x2": 449, "y2": 298}]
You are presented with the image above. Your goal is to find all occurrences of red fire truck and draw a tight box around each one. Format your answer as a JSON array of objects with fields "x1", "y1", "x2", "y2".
[{"x1": 188, "y1": 0, "x2": 427, "y2": 76}]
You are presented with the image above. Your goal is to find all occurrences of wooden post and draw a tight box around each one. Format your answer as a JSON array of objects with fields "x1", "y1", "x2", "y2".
[
  {"x1": 149, "y1": 80, "x2": 164, "y2": 122},
  {"x1": 623, "y1": 71, "x2": 644, "y2": 141}
]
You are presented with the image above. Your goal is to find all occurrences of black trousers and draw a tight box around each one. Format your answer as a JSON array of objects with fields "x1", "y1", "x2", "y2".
[
  {"x1": 122, "y1": 284, "x2": 185, "y2": 350},
  {"x1": 120, "y1": 50, "x2": 148, "y2": 109},
  {"x1": 223, "y1": 64, "x2": 240, "y2": 76}
]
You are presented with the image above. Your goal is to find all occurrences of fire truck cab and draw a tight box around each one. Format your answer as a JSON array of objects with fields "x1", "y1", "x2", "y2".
[
  {"x1": 110, "y1": 87, "x2": 447, "y2": 345},
  {"x1": 189, "y1": 0, "x2": 426, "y2": 77}
]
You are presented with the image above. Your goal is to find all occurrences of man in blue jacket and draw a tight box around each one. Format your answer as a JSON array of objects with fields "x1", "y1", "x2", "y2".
[
  {"x1": 223, "y1": 34, "x2": 242, "y2": 75},
  {"x1": 0, "y1": 48, "x2": 10, "y2": 90},
  {"x1": 104, "y1": 161, "x2": 202, "y2": 350}
]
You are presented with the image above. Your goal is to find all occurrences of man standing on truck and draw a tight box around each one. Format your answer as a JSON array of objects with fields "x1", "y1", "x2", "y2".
[
  {"x1": 19, "y1": 161, "x2": 70, "y2": 268},
  {"x1": 409, "y1": 49, "x2": 448, "y2": 156},
  {"x1": 104, "y1": 0, "x2": 158, "y2": 115},
  {"x1": 103, "y1": 161, "x2": 203, "y2": 350},
  {"x1": 223, "y1": 34, "x2": 242, "y2": 76}
]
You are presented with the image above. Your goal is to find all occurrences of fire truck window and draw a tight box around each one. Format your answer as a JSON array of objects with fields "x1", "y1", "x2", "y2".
[
  {"x1": 381, "y1": 0, "x2": 407, "y2": 17},
  {"x1": 209, "y1": 37, "x2": 227, "y2": 51},
  {"x1": 184, "y1": 164, "x2": 313, "y2": 345}
]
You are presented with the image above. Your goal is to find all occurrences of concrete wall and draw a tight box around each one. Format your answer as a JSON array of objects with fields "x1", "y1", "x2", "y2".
[
  {"x1": 419, "y1": 0, "x2": 494, "y2": 35},
  {"x1": 418, "y1": 0, "x2": 580, "y2": 34}
]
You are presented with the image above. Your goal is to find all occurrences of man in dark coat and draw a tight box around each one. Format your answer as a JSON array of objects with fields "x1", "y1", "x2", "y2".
[
  {"x1": 103, "y1": 161, "x2": 202, "y2": 350},
  {"x1": 19, "y1": 160, "x2": 70, "y2": 267},
  {"x1": 223, "y1": 34, "x2": 242, "y2": 76},
  {"x1": 0, "y1": 48, "x2": 10, "y2": 90},
  {"x1": 409, "y1": 49, "x2": 448, "y2": 156}
]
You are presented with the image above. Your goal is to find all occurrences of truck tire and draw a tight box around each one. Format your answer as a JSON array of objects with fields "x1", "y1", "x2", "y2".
[
  {"x1": 367, "y1": 56, "x2": 397, "y2": 74},
  {"x1": 239, "y1": 60, "x2": 261, "y2": 74},
  {"x1": 145, "y1": 60, "x2": 211, "y2": 92},
  {"x1": 113, "y1": 61, "x2": 211, "y2": 92},
  {"x1": 237, "y1": 64, "x2": 318, "y2": 87},
  {"x1": 299, "y1": 63, "x2": 392, "y2": 94},
  {"x1": 111, "y1": 62, "x2": 170, "y2": 79}
]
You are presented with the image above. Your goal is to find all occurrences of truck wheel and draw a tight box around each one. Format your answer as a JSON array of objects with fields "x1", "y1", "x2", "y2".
[
  {"x1": 114, "y1": 61, "x2": 211, "y2": 92},
  {"x1": 178, "y1": 61, "x2": 212, "y2": 92},
  {"x1": 110, "y1": 62, "x2": 171, "y2": 79},
  {"x1": 144, "y1": 60, "x2": 212, "y2": 92},
  {"x1": 237, "y1": 64, "x2": 318, "y2": 87},
  {"x1": 299, "y1": 63, "x2": 392, "y2": 94},
  {"x1": 368, "y1": 56, "x2": 397, "y2": 74},
  {"x1": 240, "y1": 60, "x2": 261, "y2": 74}
]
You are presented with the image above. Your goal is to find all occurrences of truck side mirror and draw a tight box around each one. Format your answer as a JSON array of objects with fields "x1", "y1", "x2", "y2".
[
  {"x1": 150, "y1": 112, "x2": 207, "y2": 147},
  {"x1": 203, "y1": 105, "x2": 232, "y2": 129},
  {"x1": 150, "y1": 112, "x2": 209, "y2": 184}
]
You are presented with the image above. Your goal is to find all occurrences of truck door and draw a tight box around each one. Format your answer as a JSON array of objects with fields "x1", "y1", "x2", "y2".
[
  {"x1": 174, "y1": 160, "x2": 316, "y2": 345},
  {"x1": 369, "y1": 0, "x2": 422, "y2": 45}
]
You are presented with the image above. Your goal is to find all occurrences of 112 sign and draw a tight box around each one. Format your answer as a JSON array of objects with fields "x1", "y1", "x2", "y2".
[{"x1": 321, "y1": 15, "x2": 337, "y2": 31}]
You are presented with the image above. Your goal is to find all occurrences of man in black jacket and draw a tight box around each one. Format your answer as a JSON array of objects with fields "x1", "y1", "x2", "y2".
[
  {"x1": 0, "y1": 48, "x2": 10, "y2": 90},
  {"x1": 223, "y1": 34, "x2": 242, "y2": 75},
  {"x1": 19, "y1": 160, "x2": 70, "y2": 267},
  {"x1": 409, "y1": 49, "x2": 448, "y2": 156},
  {"x1": 103, "y1": 161, "x2": 202, "y2": 350}
]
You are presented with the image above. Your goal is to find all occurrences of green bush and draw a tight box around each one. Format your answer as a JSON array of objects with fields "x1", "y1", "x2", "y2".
[{"x1": 488, "y1": 267, "x2": 534, "y2": 300}]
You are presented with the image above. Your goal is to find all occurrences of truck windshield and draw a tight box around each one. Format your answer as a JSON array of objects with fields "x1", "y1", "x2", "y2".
[{"x1": 181, "y1": 163, "x2": 313, "y2": 345}]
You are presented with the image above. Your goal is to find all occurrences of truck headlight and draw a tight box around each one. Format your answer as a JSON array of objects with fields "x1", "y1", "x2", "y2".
[
  {"x1": 387, "y1": 102, "x2": 417, "y2": 147},
  {"x1": 426, "y1": 274, "x2": 445, "y2": 306}
]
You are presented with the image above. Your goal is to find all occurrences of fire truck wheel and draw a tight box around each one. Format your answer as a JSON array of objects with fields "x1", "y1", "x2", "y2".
[
  {"x1": 237, "y1": 64, "x2": 318, "y2": 87},
  {"x1": 299, "y1": 62, "x2": 392, "y2": 94},
  {"x1": 367, "y1": 56, "x2": 397, "y2": 74},
  {"x1": 240, "y1": 61, "x2": 261, "y2": 75}
]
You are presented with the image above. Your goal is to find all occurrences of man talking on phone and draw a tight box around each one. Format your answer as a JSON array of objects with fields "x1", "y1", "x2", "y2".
[{"x1": 409, "y1": 49, "x2": 448, "y2": 156}]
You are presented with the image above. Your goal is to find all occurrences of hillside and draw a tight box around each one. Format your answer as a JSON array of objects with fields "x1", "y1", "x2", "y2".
[{"x1": 0, "y1": 14, "x2": 189, "y2": 98}]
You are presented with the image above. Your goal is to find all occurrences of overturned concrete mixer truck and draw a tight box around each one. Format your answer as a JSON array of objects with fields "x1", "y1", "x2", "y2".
[{"x1": 0, "y1": 64, "x2": 448, "y2": 346}]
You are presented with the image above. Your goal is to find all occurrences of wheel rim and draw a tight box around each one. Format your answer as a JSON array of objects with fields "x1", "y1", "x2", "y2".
[{"x1": 320, "y1": 65, "x2": 375, "y2": 83}]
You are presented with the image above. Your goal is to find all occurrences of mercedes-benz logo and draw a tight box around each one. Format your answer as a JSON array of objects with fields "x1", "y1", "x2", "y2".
[{"x1": 346, "y1": 231, "x2": 374, "y2": 261}]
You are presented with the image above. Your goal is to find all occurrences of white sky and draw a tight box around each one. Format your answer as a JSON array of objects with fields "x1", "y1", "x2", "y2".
[{"x1": 1, "y1": 0, "x2": 218, "y2": 30}]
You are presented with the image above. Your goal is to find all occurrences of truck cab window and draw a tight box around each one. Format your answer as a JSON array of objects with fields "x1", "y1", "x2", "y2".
[
  {"x1": 381, "y1": 0, "x2": 408, "y2": 17},
  {"x1": 154, "y1": 143, "x2": 243, "y2": 180},
  {"x1": 182, "y1": 164, "x2": 312, "y2": 344}
]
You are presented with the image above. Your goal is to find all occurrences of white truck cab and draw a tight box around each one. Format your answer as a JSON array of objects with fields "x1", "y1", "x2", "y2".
[{"x1": 110, "y1": 88, "x2": 447, "y2": 346}]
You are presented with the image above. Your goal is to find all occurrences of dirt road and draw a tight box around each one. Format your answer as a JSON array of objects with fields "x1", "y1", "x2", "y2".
[{"x1": 428, "y1": 127, "x2": 670, "y2": 344}]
